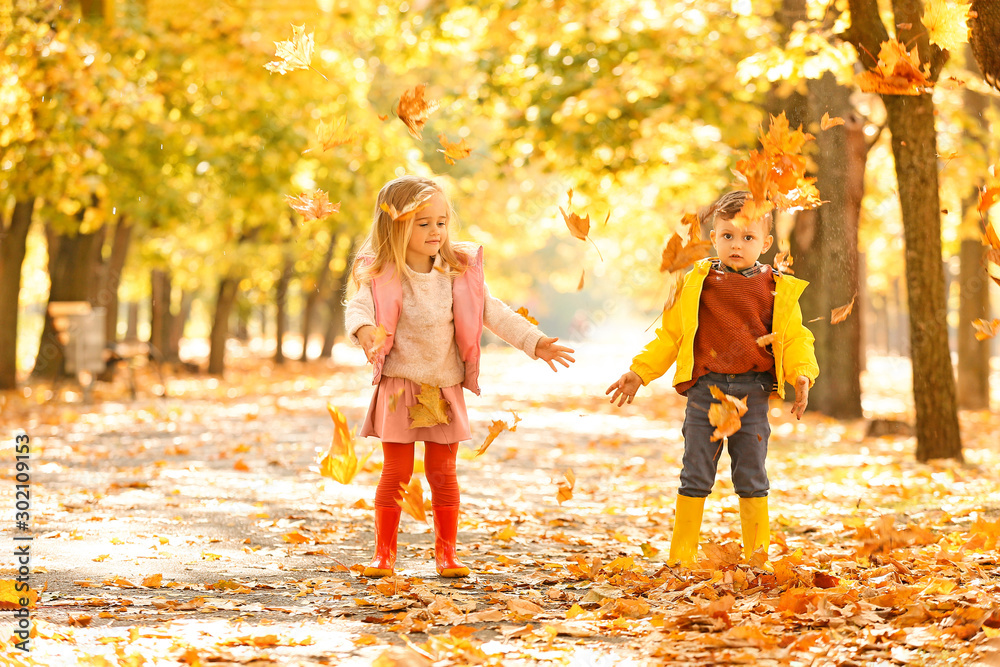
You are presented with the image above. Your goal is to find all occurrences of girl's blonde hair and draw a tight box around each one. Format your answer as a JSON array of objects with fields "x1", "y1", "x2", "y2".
[{"x1": 350, "y1": 175, "x2": 472, "y2": 291}]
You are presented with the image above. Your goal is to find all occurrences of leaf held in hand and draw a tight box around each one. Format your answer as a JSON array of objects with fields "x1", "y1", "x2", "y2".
[
  {"x1": 264, "y1": 24, "x2": 315, "y2": 75},
  {"x1": 319, "y1": 404, "x2": 373, "y2": 484},
  {"x1": 397, "y1": 478, "x2": 427, "y2": 522},
  {"x1": 831, "y1": 293, "x2": 857, "y2": 324},
  {"x1": 396, "y1": 84, "x2": 439, "y2": 139},
  {"x1": 708, "y1": 385, "x2": 749, "y2": 442},
  {"x1": 556, "y1": 469, "x2": 575, "y2": 505},
  {"x1": 408, "y1": 384, "x2": 451, "y2": 428},
  {"x1": 476, "y1": 411, "x2": 521, "y2": 457},
  {"x1": 285, "y1": 190, "x2": 340, "y2": 222}
]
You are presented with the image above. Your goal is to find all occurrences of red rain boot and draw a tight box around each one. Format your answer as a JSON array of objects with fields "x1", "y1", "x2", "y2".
[
  {"x1": 432, "y1": 506, "x2": 470, "y2": 577},
  {"x1": 363, "y1": 506, "x2": 401, "y2": 577}
]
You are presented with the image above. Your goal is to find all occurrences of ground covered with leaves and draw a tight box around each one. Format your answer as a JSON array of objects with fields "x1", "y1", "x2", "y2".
[{"x1": 2, "y1": 343, "x2": 1000, "y2": 666}]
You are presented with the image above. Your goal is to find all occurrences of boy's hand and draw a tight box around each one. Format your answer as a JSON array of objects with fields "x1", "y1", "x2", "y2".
[
  {"x1": 791, "y1": 375, "x2": 810, "y2": 420},
  {"x1": 356, "y1": 325, "x2": 377, "y2": 364},
  {"x1": 535, "y1": 337, "x2": 576, "y2": 372},
  {"x1": 606, "y1": 371, "x2": 642, "y2": 407}
]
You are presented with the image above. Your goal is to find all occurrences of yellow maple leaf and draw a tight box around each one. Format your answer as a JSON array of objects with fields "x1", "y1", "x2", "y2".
[
  {"x1": 922, "y1": 0, "x2": 972, "y2": 52},
  {"x1": 397, "y1": 478, "x2": 428, "y2": 521},
  {"x1": 708, "y1": 385, "x2": 749, "y2": 441},
  {"x1": 318, "y1": 404, "x2": 373, "y2": 484},
  {"x1": 408, "y1": 384, "x2": 451, "y2": 428},
  {"x1": 556, "y1": 469, "x2": 575, "y2": 505},
  {"x1": 285, "y1": 190, "x2": 340, "y2": 222},
  {"x1": 264, "y1": 24, "x2": 316, "y2": 75},
  {"x1": 438, "y1": 134, "x2": 472, "y2": 165},
  {"x1": 317, "y1": 116, "x2": 360, "y2": 150},
  {"x1": 475, "y1": 411, "x2": 521, "y2": 457}
]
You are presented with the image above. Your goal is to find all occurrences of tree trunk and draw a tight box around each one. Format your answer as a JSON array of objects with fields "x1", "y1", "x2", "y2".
[
  {"x1": 799, "y1": 73, "x2": 864, "y2": 419},
  {"x1": 301, "y1": 233, "x2": 339, "y2": 362},
  {"x1": 321, "y1": 239, "x2": 358, "y2": 359},
  {"x1": 0, "y1": 199, "x2": 35, "y2": 389},
  {"x1": 957, "y1": 232, "x2": 990, "y2": 410},
  {"x1": 847, "y1": 0, "x2": 963, "y2": 461},
  {"x1": 150, "y1": 269, "x2": 172, "y2": 359},
  {"x1": 95, "y1": 217, "x2": 132, "y2": 381},
  {"x1": 125, "y1": 301, "x2": 139, "y2": 340},
  {"x1": 167, "y1": 291, "x2": 193, "y2": 363},
  {"x1": 275, "y1": 255, "x2": 293, "y2": 365},
  {"x1": 32, "y1": 228, "x2": 105, "y2": 378},
  {"x1": 208, "y1": 277, "x2": 239, "y2": 375}
]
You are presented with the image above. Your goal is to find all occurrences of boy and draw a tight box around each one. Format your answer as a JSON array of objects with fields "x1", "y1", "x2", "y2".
[{"x1": 606, "y1": 191, "x2": 819, "y2": 567}]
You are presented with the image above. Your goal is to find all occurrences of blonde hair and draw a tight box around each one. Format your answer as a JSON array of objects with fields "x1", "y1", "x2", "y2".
[{"x1": 350, "y1": 175, "x2": 472, "y2": 291}]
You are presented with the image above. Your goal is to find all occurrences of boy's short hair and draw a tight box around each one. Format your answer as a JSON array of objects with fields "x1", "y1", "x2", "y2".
[{"x1": 703, "y1": 191, "x2": 773, "y2": 232}]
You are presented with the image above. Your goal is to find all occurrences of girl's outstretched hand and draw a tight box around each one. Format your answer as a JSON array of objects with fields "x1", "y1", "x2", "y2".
[
  {"x1": 535, "y1": 337, "x2": 576, "y2": 372},
  {"x1": 606, "y1": 370, "x2": 642, "y2": 407},
  {"x1": 791, "y1": 375, "x2": 810, "y2": 420}
]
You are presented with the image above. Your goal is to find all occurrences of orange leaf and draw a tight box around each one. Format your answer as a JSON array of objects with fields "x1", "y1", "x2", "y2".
[
  {"x1": 972, "y1": 318, "x2": 1000, "y2": 341},
  {"x1": 855, "y1": 39, "x2": 932, "y2": 96},
  {"x1": 556, "y1": 469, "x2": 575, "y2": 505},
  {"x1": 317, "y1": 116, "x2": 360, "y2": 150},
  {"x1": 559, "y1": 189, "x2": 604, "y2": 260},
  {"x1": 0, "y1": 580, "x2": 37, "y2": 610},
  {"x1": 397, "y1": 478, "x2": 427, "y2": 522},
  {"x1": 773, "y1": 249, "x2": 794, "y2": 274},
  {"x1": 437, "y1": 134, "x2": 472, "y2": 165},
  {"x1": 661, "y1": 270, "x2": 685, "y2": 312},
  {"x1": 577, "y1": 269, "x2": 585, "y2": 291},
  {"x1": 396, "y1": 84, "x2": 439, "y2": 139},
  {"x1": 234, "y1": 459, "x2": 250, "y2": 472},
  {"x1": 756, "y1": 333, "x2": 776, "y2": 348},
  {"x1": 515, "y1": 307, "x2": 538, "y2": 325},
  {"x1": 708, "y1": 385, "x2": 748, "y2": 441},
  {"x1": 980, "y1": 165, "x2": 1000, "y2": 213},
  {"x1": 831, "y1": 293, "x2": 857, "y2": 324},
  {"x1": 820, "y1": 113, "x2": 845, "y2": 130},
  {"x1": 659, "y1": 233, "x2": 712, "y2": 273},
  {"x1": 408, "y1": 384, "x2": 450, "y2": 428},
  {"x1": 319, "y1": 404, "x2": 373, "y2": 484},
  {"x1": 143, "y1": 574, "x2": 163, "y2": 587},
  {"x1": 386, "y1": 387, "x2": 405, "y2": 413},
  {"x1": 286, "y1": 190, "x2": 340, "y2": 222},
  {"x1": 476, "y1": 411, "x2": 521, "y2": 457},
  {"x1": 380, "y1": 197, "x2": 432, "y2": 224}
]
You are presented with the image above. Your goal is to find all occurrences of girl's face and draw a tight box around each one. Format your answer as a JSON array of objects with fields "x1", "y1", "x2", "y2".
[
  {"x1": 405, "y1": 192, "x2": 449, "y2": 272},
  {"x1": 710, "y1": 218, "x2": 773, "y2": 271}
]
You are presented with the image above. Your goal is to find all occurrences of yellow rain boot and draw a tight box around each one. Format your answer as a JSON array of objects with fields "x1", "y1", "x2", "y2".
[
  {"x1": 739, "y1": 496, "x2": 771, "y2": 566},
  {"x1": 667, "y1": 495, "x2": 705, "y2": 567}
]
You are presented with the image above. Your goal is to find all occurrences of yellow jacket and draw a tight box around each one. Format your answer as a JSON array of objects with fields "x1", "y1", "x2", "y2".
[{"x1": 630, "y1": 259, "x2": 819, "y2": 398}]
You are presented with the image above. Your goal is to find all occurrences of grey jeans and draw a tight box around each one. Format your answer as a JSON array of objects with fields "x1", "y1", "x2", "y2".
[{"x1": 679, "y1": 371, "x2": 773, "y2": 499}]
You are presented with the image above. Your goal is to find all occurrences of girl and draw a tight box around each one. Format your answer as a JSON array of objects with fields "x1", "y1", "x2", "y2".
[{"x1": 345, "y1": 175, "x2": 575, "y2": 578}]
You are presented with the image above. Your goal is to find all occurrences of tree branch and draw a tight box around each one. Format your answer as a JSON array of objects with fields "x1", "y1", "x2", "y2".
[
  {"x1": 843, "y1": 0, "x2": 890, "y2": 67},
  {"x1": 891, "y1": 0, "x2": 949, "y2": 81}
]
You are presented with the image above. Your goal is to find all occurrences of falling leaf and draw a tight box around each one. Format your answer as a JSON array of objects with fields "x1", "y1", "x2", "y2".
[
  {"x1": 264, "y1": 24, "x2": 316, "y2": 75},
  {"x1": 921, "y1": 0, "x2": 972, "y2": 52},
  {"x1": 438, "y1": 134, "x2": 472, "y2": 165},
  {"x1": 556, "y1": 469, "x2": 575, "y2": 505},
  {"x1": 396, "y1": 84, "x2": 439, "y2": 139},
  {"x1": 577, "y1": 270, "x2": 585, "y2": 291},
  {"x1": 380, "y1": 197, "x2": 432, "y2": 224},
  {"x1": 831, "y1": 293, "x2": 857, "y2": 324},
  {"x1": 820, "y1": 113, "x2": 845, "y2": 130},
  {"x1": 397, "y1": 478, "x2": 427, "y2": 522},
  {"x1": 515, "y1": 307, "x2": 538, "y2": 325},
  {"x1": 659, "y1": 232, "x2": 712, "y2": 273},
  {"x1": 286, "y1": 190, "x2": 341, "y2": 222},
  {"x1": 756, "y1": 333, "x2": 776, "y2": 347},
  {"x1": 985, "y1": 220, "x2": 1000, "y2": 287},
  {"x1": 855, "y1": 39, "x2": 933, "y2": 96},
  {"x1": 369, "y1": 324, "x2": 388, "y2": 358},
  {"x1": 708, "y1": 385, "x2": 749, "y2": 441},
  {"x1": 773, "y1": 249, "x2": 794, "y2": 274},
  {"x1": 559, "y1": 189, "x2": 604, "y2": 260},
  {"x1": 319, "y1": 404, "x2": 373, "y2": 484},
  {"x1": 476, "y1": 411, "x2": 521, "y2": 456},
  {"x1": 973, "y1": 318, "x2": 1000, "y2": 341},
  {"x1": 386, "y1": 387, "x2": 406, "y2": 413},
  {"x1": 661, "y1": 270, "x2": 685, "y2": 313},
  {"x1": 980, "y1": 164, "x2": 1000, "y2": 213},
  {"x1": 317, "y1": 116, "x2": 360, "y2": 150},
  {"x1": 408, "y1": 384, "x2": 451, "y2": 428}
]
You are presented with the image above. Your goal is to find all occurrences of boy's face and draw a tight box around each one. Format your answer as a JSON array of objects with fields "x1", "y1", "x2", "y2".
[{"x1": 710, "y1": 217, "x2": 773, "y2": 272}]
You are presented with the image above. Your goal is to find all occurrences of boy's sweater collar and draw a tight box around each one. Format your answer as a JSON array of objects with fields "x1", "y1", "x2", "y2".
[{"x1": 710, "y1": 258, "x2": 769, "y2": 277}]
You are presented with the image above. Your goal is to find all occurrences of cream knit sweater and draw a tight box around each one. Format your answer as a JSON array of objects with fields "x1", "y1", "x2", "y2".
[{"x1": 345, "y1": 263, "x2": 544, "y2": 388}]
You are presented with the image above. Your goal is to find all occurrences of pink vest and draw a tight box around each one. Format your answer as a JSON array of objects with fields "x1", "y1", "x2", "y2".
[{"x1": 369, "y1": 247, "x2": 486, "y2": 395}]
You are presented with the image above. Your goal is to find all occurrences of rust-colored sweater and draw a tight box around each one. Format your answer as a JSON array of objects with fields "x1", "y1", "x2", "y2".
[{"x1": 675, "y1": 265, "x2": 776, "y2": 395}]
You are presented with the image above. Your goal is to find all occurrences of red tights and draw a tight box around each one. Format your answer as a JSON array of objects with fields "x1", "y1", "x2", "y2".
[{"x1": 374, "y1": 441, "x2": 460, "y2": 508}]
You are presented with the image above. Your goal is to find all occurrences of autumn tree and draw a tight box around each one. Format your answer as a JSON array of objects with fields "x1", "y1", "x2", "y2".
[{"x1": 844, "y1": 0, "x2": 962, "y2": 461}]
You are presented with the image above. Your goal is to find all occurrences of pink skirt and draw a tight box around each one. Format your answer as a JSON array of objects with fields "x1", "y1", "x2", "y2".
[{"x1": 359, "y1": 376, "x2": 471, "y2": 444}]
